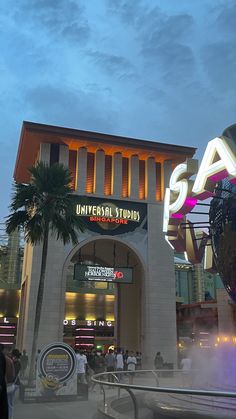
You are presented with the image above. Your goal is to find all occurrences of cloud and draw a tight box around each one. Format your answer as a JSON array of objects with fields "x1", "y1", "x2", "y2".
[
  {"x1": 199, "y1": 1, "x2": 236, "y2": 92},
  {"x1": 11, "y1": 0, "x2": 90, "y2": 44},
  {"x1": 215, "y1": 1, "x2": 236, "y2": 40},
  {"x1": 201, "y1": 41, "x2": 236, "y2": 91},
  {"x1": 136, "y1": 8, "x2": 196, "y2": 84},
  {"x1": 106, "y1": 0, "x2": 145, "y2": 25},
  {"x1": 88, "y1": 51, "x2": 136, "y2": 79},
  {"x1": 24, "y1": 84, "x2": 118, "y2": 133}
]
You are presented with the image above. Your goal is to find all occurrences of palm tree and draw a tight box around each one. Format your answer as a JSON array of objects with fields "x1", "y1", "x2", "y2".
[{"x1": 6, "y1": 161, "x2": 84, "y2": 384}]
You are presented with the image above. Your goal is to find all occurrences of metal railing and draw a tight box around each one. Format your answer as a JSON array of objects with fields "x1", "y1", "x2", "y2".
[{"x1": 91, "y1": 369, "x2": 236, "y2": 419}]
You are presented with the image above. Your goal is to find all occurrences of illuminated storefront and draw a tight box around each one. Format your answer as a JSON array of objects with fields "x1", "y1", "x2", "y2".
[{"x1": 13, "y1": 121, "x2": 195, "y2": 364}]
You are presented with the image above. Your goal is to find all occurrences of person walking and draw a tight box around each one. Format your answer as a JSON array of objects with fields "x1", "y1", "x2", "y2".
[
  {"x1": 20, "y1": 350, "x2": 28, "y2": 379},
  {"x1": 127, "y1": 351, "x2": 137, "y2": 384},
  {"x1": 90, "y1": 351, "x2": 105, "y2": 391},
  {"x1": 11, "y1": 349, "x2": 21, "y2": 399},
  {"x1": 0, "y1": 344, "x2": 8, "y2": 419},
  {"x1": 154, "y1": 352, "x2": 164, "y2": 369},
  {"x1": 116, "y1": 349, "x2": 124, "y2": 380},
  {"x1": 180, "y1": 353, "x2": 192, "y2": 387},
  {"x1": 76, "y1": 349, "x2": 88, "y2": 384},
  {"x1": 105, "y1": 349, "x2": 116, "y2": 383},
  {"x1": 2, "y1": 345, "x2": 15, "y2": 419}
]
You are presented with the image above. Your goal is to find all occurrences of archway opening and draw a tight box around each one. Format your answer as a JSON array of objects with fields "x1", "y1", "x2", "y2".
[{"x1": 63, "y1": 238, "x2": 145, "y2": 353}]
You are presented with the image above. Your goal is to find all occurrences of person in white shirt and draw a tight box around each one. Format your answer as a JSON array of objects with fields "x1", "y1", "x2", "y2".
[
  {"x1": 127, "y1": 351, "x2": 137, "y2": 384},
  {"x1": 180, "y1": 354, "x2": 192, "y2": 387},
  {"x1": 180, "y1": 357, "x2": 191, "y2": 371},
  {"x1": 76, "y1": 350, "x2": 88, "y2": 384},
  {"x1": 116, "y1": 349, "x2": 124, "y2": 381}
]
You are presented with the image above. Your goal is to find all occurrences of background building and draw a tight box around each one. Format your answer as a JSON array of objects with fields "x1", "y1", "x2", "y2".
[
  {"x1": 12, "y1": 121, "x2": 197, "y2": 366},
  {"x1": 175, "y1": 252, "x2": 236, "y2": 351}
]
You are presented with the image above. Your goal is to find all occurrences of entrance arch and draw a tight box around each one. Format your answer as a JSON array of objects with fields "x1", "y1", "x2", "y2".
[{"x1": 62, "y1": 236, "x2": 146, "y2": 352}]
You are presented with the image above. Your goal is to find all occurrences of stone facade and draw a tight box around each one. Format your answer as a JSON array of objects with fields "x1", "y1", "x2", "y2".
[{"x1": 15, "y1": 123, "x2": 195, "y2": 366}]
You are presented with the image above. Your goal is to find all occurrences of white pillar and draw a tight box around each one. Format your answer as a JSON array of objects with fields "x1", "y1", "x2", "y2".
[
  {"x1": 59, "y1": 145, "x2": 69, "y2": 167},
  {"x1": 39, "y1": 143, "x2": 50, "y2": 164},
  {"x1": 146, "y1": 157, "x2": 156, "y2": 202},
  {"x1": 129, "y1": 155, "x2": 139, "y2": 199},
  {"x1": 112, "y1": 152, "x2": 122, "y2": 197},
  {"x1": 162, "y1": 160, "x2": 172, "y2": 199},
  {"x1": 76, "y1": 147, "x2": 87, "y2": 194},
  {"x1": 94, "y1": 149, "x2": 105, "y2": 195}
]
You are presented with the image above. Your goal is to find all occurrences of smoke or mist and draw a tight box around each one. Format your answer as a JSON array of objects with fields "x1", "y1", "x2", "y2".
[{"x1": 181, "y1": 338, "x2": 236, "y2": 390}]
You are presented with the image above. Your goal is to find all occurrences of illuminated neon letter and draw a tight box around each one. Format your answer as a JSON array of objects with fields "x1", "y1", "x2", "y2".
[{"x1": 192, "y1": 136, "x2": 236, "y2": 198}]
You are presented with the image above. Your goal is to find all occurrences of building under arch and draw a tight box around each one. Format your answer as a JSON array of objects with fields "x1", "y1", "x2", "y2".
[{"x1": 14, "y1": 121, "x2": 195, "y2": 365}]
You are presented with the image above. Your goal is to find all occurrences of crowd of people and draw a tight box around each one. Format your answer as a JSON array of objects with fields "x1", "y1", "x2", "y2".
[
  {"x1": 0, "y1": 344, "x2": 173, "y2": 418},
  {"x1": 0, "y1": 343, "x2": 27, "y2": 419},
  {"x1": 75, "y1": 348, "x2": 142, "y2": 386}
]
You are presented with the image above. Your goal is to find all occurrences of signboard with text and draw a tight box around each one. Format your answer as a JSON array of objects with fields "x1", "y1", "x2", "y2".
[
  {"x1": 75, "y1": 196, "x2": 147, "y2": 235},
  {"x1": 36, "y1": 342, "x2": 77, "y2": 400},
  {"x1": 74, "y1": 264, "x2": 133, "y2": 284}
]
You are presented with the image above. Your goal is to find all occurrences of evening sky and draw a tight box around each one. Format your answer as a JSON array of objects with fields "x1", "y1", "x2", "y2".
[{"x1": 0, "y1": 0, "x2": 236, "y2": 221}]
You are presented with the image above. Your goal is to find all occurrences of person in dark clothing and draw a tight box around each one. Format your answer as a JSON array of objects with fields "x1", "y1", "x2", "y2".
[
  {"x1": 0, "y1": 345, "x2": 8, "y2": 419},
  {"x1": 3, "y1": 347, "x2": 15, "y2": 419},
  {"x1": 11, "y1": 349, "x2": 21, "y2": 389},
  {"x1": 154, "y1": 352, "x2": 164, "y2": 369},
  {"x1": 105, "y1": 349, "x2": 116, "y2": 383},
  {"x1": 20, "y1": 350, "x2": 28, "y2": 379}
]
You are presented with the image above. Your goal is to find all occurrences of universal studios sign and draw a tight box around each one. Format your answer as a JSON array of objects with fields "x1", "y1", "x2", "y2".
[{"x1": 163, "y1": 135, "x2": 236, "y2": 266}]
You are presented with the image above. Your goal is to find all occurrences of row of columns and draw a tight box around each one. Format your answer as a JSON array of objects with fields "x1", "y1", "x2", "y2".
[{"x1": 39, "y1": 144, "x2": 172, "y2": 202}]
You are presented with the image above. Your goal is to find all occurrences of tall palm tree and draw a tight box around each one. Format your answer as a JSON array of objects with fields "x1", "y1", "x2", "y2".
[{"x1": 6, "y1": 161, "x2": 84, "y2": 384}]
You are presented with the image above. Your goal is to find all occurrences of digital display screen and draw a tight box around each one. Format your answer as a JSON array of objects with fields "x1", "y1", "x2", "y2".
[{"x1": 74, "y1": 264, "x2": 133, "y2": 284}]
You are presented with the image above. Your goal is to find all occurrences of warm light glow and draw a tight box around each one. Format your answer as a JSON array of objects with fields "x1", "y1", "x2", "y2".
[
  {"x1": 84, "y1": 294, "x2": 96, "y2": 301},
  {"x1": 85, "y1": 317, "x2": 96, "y2": 321},
  {"x1": 105, "y1": 295, "x2": 115, "y2": 301},
  {"x1": 106, "y1": 316, "x2": 115, "y2": 321}
]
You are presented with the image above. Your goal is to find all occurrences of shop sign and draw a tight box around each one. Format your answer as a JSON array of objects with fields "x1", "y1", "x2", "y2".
[
  {"x1": 74, "y1": 264, "x2": 133, "y2": 284},
  {"x1": 36, "y1": 342, "x2": 77, "y2": 399},
  {"x1": 163, "y1": 136, "x2": 236, "y2": 265},
  {"x1": 76, "y1": 203, "x2": 140, "y2": 222},
  {"x1": 75, "y1": 197, "x2": 147, "y2": 235},
  {"x1": 63, "y1": 319, "x2": 114, "y2": 327}
]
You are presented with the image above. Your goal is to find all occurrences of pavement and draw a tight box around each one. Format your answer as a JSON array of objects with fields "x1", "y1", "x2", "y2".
[{"x1": 15, "y1": 388, "x2": 107, "y2": 419}]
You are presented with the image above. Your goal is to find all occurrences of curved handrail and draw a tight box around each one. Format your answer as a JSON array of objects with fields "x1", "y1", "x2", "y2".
[{"x1": 91, "y1": 369, "x2": 236, "y2": 419}]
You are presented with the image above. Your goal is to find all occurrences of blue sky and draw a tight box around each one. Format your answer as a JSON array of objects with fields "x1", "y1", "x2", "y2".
[{"x1": 1, "y1": 0, "x2": 236, "y2": 221}]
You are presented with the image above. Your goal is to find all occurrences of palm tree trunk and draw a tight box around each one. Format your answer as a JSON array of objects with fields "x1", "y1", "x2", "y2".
[{"x1": 28, "y1": 224, "x2": 49, "y2": 385}]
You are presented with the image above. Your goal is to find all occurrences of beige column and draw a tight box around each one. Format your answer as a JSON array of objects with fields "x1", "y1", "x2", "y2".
[
  {"x1": 217, "y1": 289, "x2": 236, "y2": 335},
  {"x1": 146, "y1": 157, "x2": 156, "y2": 202},
  {"x1": 162, "y1": 160, "x2": 172, "y2": 199},
  {"x1": 129, "y1": 154, "x2": 139, "y2": 199},
  {"x1": 59, "y1": 145, "x2": 69, "y2": 167},
  {"x1": 39, "y1": 143, "x2": 50, "y2": 164},
  {"x1": 94, "y1": 149, "x2": 105, "y2": 194},
  {"x1": 112, "y1": 152, "x2": 122, "y2": 197},
  {"x1": 76, "y1": 147, "x2": 87, "y2": 194}
]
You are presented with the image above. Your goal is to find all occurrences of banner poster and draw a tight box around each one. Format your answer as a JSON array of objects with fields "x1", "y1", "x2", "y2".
[{"x1": 36, "y1": 342, "x2": 77, "y2": 399}]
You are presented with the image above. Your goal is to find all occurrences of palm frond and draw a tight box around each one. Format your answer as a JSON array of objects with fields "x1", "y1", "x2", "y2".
[
  {"x1": 7, "y1": 161, "x2": 84, "y2": 245},
  {"x1": 6, "y1": 210, "x2": 29, "y2": 234}
]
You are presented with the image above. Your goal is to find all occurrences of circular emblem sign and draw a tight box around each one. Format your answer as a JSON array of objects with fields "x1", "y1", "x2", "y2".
[{"x1": 38, "y1": 342, "x2": 76, "y2": 384}]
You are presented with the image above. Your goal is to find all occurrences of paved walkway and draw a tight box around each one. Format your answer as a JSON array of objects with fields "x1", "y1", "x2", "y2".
[{"x1": 15, "y1": 390, "x2": 106, "y2": 419}]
